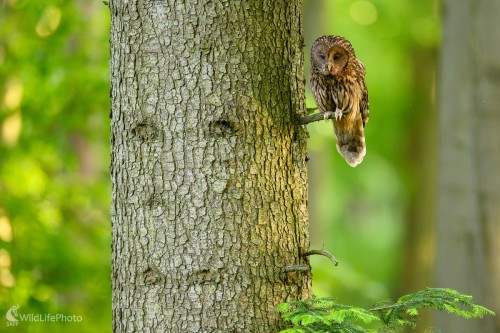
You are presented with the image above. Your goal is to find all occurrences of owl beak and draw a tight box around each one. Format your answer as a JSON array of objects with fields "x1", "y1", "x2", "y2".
[{"x1": 327, "y1": 63, "x2": 332, "y2": 72}]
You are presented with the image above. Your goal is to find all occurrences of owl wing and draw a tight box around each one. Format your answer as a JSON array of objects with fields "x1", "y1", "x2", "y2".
[
  {"x1": 360, "y1": 85, "x2": 369, "y2": 127},
  {"x1": 356, "y1": 59, "x2": 369, "y2": 127}
]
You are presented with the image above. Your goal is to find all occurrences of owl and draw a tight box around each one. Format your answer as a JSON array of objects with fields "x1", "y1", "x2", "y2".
[{"x1": 310, "y1": 35, "x2": 369, "y2": 167}]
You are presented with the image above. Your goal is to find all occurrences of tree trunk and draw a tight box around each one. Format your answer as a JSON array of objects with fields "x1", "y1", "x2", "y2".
[
  {"x1": 401, "y1": 47, "x2": 437, "y2": 333},
  {"x1": 436, "y1": 0, "x2": 500, "y2": 331},
  {"x1": 110, "y1": 1, "x2": 310, "y2": 332}
]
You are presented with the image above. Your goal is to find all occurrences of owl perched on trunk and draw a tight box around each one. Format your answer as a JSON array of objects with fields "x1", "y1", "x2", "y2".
[{"x1": 310, "y1": 35, "x2": 369, "y2": 167}]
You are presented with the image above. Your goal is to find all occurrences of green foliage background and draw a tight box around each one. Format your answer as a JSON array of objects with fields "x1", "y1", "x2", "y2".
[
  {"x1": 1, "y1": 0, "x2": 111, "y2": 332},
  {"x1": 0, "y1": 0, "x2": 439, "y2": 332}
]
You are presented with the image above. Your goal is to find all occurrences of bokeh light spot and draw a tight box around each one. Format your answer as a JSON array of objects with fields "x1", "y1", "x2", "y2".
[
  {"x1": 350, "y1": 1, "x2": 378, "y2": 26},
  {"x1": 3, "y1": 79, "x2": 23, "y2": 110},
  {"x1": 0, "y1": 249, "x2": 14, "y2": 287},
  {"x1": 412, "y1": 17, "x2": 440, "y2": 47},
  {"x1": 36, "y1": 7, "x2": 62, "y2": 37},
  {"x1": 38, "y1": 201, "x2": 62, "y2": 230},
  {"x1": 0, "y1": 213, "x2": 13, "y2": 242},
  {"x1": 1, "y1": 112, "x2": 22, "y2": 146},
  {"x1": 2, "y1": 157, "x2": 48, "y2": 197},
  {"x1": 0, "y1": 249, "x2": 12, "y2": 268}
]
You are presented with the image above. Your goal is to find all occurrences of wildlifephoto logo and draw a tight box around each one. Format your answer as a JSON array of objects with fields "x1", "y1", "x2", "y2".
[
  {"x1": 6, "y1": 305, "x2": 19, "y2": 326},
  {"x1": 5, "y1": 305, "x2": 83, "y2": 327}
]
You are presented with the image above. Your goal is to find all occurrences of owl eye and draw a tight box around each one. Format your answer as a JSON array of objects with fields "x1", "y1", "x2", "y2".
[
  {"x1": 319, "y1": 53, "x2": 326, "y2": 60},
  {"x1": 333, "y1": 53, "x2": 341, "y2": 61}
]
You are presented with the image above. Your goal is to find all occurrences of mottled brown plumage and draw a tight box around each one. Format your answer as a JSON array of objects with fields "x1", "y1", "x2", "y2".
[{"x1": 310, "y1": 35, "x2": 369, "y2": 167}]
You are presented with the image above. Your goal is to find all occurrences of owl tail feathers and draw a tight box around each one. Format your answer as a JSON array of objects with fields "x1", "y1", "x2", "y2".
[{"x1": 336, "y1": 134, "x2": 366, "y2": 167}]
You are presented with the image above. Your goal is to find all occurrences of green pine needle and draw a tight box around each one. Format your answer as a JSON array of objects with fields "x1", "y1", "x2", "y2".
[{"x1": 278, "y1": 288, "x2": 494, "y2": 333}]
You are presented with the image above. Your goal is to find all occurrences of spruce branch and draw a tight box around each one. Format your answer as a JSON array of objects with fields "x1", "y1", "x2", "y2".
[{"x1": 278, "y1": 288, "x2": 495, "y2": 333}]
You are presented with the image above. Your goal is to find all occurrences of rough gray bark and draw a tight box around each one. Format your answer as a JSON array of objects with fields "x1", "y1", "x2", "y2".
[
  {"x1": 110, "y1": 1, "x2": 310, "y2": 332},
  {"x1": 436, "y1": 0, "x2": 500, "y2": 331}
]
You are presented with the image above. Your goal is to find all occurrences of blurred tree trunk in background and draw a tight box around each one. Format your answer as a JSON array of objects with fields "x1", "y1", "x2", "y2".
[
  {"x1": 401, "y1": 47, "x2": 437, "y2": 333},
  {"x1": 109, "y1": 0, "x2": 310, "y2": 332},
  {"x1": 436, "y1": 0, "x2": 500, "y2": 332}
]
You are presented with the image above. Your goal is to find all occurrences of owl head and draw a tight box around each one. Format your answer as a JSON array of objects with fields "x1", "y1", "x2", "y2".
[{"x1": 311, "y1": 35, "x2": 356, "y2": 76}]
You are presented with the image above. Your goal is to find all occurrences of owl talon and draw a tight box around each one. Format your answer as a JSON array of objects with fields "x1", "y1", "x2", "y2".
[
  {"x1": 323, "y1": 111, "x2": 333, "y2": 120},
  {"x1": 334, "y1": 108, "x2": 343, "y2": 121}
]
